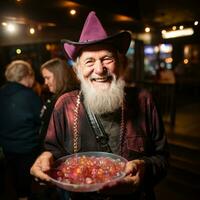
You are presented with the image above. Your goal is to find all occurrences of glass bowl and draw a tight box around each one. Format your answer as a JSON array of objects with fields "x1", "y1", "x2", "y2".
[{"x1": 47, "y1": 151, "x2": 127, "y2": 192}]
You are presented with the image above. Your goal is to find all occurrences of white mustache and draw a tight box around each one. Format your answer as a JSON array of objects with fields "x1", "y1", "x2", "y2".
[{"x1": 90, "y1": 75, "x2": 112, "y2": 81}]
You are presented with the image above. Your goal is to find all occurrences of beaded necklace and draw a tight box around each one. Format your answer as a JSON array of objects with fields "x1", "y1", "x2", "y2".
[{"x1": 73, "y1": 91, "x2": 125, "y2": 155}]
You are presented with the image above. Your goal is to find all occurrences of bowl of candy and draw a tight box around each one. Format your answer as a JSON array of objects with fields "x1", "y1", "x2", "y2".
[{"x1": 47, "y1": 151, "x2": 127, "y2": 192}]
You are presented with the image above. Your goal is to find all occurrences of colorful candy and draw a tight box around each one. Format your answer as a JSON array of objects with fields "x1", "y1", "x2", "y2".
[{"x1": 50, "y1": 155, "x2": 126, "y2": 185}]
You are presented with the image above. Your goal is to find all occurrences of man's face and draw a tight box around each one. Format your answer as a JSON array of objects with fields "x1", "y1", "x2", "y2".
[
  {"x1": 77, "y1": 45, "x2": 121, "y2": 91},
  {"x1": 75, "y1": 44, "x2": 125, "y2": 114}
]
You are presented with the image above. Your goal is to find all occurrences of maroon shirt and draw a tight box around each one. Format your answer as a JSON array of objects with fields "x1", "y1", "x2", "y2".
[{"x1": 45, "y1": 87, "x2": 169, "y2": 199}]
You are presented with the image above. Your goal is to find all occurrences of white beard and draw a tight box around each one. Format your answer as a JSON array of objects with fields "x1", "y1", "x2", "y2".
[{"x1": 77, "y1": 70, "x2": 125, "y2": 114}]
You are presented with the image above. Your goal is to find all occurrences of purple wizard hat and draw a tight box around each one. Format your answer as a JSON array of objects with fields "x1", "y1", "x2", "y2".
[{"x1": 62, "y1": 11, "x2": 131, "y2": 60}]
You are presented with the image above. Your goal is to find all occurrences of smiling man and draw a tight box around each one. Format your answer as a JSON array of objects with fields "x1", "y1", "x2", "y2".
[
  {"x1": 30, "y1": 11, "x2": 169, "y2": 200},
  {"x1": 76, "y1": 44, "x2": 125, "y2": 114}
]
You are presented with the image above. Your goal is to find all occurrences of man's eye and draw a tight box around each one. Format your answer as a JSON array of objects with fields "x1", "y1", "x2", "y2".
[
  {"x1": 86, "y1": 60, "x2": 92, "y2": 64},
  {"x1": 85, "y1": 60, "x2": 94, "y2": 66},
  {"x1": 102, "y1": 57, "x2": 114, "y2": 64}
]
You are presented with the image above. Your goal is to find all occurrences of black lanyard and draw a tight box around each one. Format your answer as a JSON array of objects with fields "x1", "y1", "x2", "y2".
[{"x1": 87, "y1": 108, "x2": 112, "y2": 153}]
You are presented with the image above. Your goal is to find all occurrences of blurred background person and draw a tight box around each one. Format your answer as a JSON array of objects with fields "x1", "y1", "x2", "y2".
[
  {"x1": 34, "y1": 58, "x2": 79, "y2": 200},
  {"x1": 0, "y1": 60, "x2": 42, "y2": 200},
  {"x1": 39, "y1": 57, "x2": 79, "y2": 145}
]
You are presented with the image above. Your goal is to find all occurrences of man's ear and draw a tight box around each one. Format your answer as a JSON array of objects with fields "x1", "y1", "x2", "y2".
[
  {"x1": 72, "y1": 66, "x2": 77, "y2": 74},
  {"x1": 72, "y1": 58, "x2": 79, "y2": 75}
]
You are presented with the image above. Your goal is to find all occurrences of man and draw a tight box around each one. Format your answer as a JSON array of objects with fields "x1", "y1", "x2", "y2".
[{"x1": 30, "y1": 11, "x2": 169, "y2": 200}]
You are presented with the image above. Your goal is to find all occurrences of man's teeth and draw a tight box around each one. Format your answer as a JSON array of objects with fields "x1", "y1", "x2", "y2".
[{"x1": 92, "y1": 77, "x2": 107, "y2": 82}]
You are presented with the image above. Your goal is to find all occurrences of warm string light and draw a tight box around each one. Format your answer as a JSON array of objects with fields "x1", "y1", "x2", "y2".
[{"x1": 160, "y1": 20, "x2": 198, "y2": 39}]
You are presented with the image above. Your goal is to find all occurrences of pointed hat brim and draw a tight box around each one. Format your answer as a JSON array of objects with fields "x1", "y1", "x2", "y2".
[{"x1": 62, "y1": 31, "x2": 131, "y2": 60}]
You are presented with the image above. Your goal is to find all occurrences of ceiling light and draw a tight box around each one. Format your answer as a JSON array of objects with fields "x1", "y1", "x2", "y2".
[
  {"x1": 184, "y1": 59, "x2": 189, "y2": 64},
  {"x1": 172, "y1": 26, "x2": 177, "y2": 30},
  {"x1": 29, "y1": 27, "x2": 35, "y2": 34},
  {"x1": 7, "y1": 23, "x2": 16, "y2": 33},
  {"x1": 114, "y1": 14, "x2": 134, "y2": 22},
  {"x1": 179, "y1": 25, "x2": 184, "y2": 30},
  {"x1": 145, "y1": 27, "x2": 150, "y2": 33},
  {"x1": 162, "y1": 28, "x2": 194, "y2": 39},
  {"x1": 70, "y1": 9, "x2": 76, "y2": 15},
  {"x1": 16, "y1": 48, "x2": 22, "y2": 54},
  {"x1": 2, "y1": 22, "x2": 7, "y2": 26}
]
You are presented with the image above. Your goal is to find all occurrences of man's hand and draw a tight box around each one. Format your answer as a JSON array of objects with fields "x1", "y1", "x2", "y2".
[
  {"x1": 30, "y1": 151, "x2": 54, "y2": 182},
  {"x1": 99, "y1": 159, "x2": 145, "y2": 195}
]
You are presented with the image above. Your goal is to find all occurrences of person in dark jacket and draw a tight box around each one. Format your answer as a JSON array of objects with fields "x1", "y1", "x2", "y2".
[
  {"x1": 0, "y1": 60, "x2": 42, "y2": 200},
  {"x1": 30, "y1": 11, "x2": 169, "y2": 200}
]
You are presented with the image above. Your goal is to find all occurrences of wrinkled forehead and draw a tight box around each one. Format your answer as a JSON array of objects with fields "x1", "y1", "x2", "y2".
[{"x1": 78, "y1": 43, "x2": 117, "y2": 58}]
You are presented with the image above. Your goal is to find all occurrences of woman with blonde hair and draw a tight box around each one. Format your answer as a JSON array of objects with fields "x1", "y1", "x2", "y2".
[
  {"x1": 0, "y1": 60, "x2": 42, "y2": 200},
  {"x1": 5, "y1": 60, "x2": 35, "y2": 88}
]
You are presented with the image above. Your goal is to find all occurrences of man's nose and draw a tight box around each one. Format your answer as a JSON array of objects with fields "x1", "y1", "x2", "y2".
[{"x1": 94, "y1": 60, "x2": 105, "y2": 74}]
